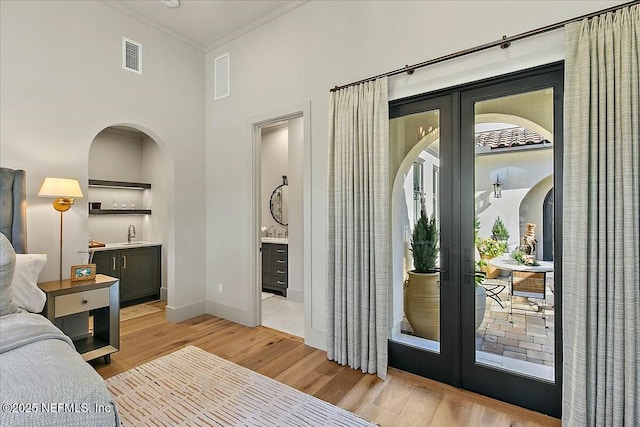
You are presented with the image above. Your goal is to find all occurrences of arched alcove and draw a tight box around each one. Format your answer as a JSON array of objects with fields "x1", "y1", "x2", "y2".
[{"x1": 88, "y1": 124, "x2": 172, "y2": 304}]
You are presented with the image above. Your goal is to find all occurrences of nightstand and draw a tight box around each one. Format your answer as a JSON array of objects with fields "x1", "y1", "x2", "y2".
[{"x1": 38, "y1": 274, "x2": 120, "y2": 364}]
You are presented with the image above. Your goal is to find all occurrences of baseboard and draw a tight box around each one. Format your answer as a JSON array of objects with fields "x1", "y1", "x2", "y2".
[
  {"x1": 160, "y1": 286, "x2": 167, "y2": 300},
  {"x1": 304, "y1": 326, "x2": 326, "y2": 351},
  {"x1": 206, "y1": 300, "x2": 253, "y2": 327},
  {"x1": 165, "y1": 300, "x2": 206, "y2": 323},
  {"x1": 287, "y1": 288, "x2": 304, "y2": 303}
]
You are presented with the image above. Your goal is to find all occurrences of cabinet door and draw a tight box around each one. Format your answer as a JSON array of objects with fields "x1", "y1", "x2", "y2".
[
  {"x1": 119, "y1": 246, "x2": 160, "y2": 303},
  {"x1": 92, "y1": 250, "x2": 119, "y2": 278},
  {"x1": 262, "y1": 244, "x2": 273, "y2": 274}
]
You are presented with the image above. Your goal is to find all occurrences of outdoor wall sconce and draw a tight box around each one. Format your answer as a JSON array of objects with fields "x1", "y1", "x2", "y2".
[{"x1": 493, "y1": 175, "x2": 503, "y2": 198}]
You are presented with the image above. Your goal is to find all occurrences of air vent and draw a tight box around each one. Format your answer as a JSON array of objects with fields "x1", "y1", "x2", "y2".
[
  {"x1": 214, "y1": 53, "x2": 229, "y2": 100},
  {"x1": 122, "y1": 37, "x2": 142, "y2": 75}
]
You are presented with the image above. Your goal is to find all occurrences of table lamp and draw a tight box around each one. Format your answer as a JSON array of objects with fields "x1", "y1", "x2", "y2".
[{"x1": 38, "y1": 177, "x2": 84, "y2": 280}]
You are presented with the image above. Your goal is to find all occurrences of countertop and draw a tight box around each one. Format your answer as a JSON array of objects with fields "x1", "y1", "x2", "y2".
[
  {"x1": 261, "y1": 237, "x2": 288, "y2": 244},
  {"x1": 88, "y1": 241, "x2": 162, "y2": 252}
]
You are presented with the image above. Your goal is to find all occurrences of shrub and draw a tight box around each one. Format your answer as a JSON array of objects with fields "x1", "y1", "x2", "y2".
[
  {"x1": 491, "y1": 216, "x2": 510, "y2": 242},
  {"x1": 411, "y1": 206, "x2": 439, "y2": 273}
]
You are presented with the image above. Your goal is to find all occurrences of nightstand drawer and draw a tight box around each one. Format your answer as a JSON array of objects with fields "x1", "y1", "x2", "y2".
[{"x1": 55, "y1": 287, "x2": 110, "y2": 318}]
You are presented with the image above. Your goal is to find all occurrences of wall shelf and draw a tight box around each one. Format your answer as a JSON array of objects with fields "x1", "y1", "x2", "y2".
[
  {"x1": 90, "y1": 209, "x2": 151, "y2": 215},
  {"x1": 89, "y1": 179, "x2": 151, "y2": 190}
]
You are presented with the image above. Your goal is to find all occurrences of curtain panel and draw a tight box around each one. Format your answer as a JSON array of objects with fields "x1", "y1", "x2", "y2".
[
  {"x1": 563, "y1": 5, "x2": 639, "y2": 426},
  {"x1": 327, "y1": 78, "x2": 389, "y2": 379}
]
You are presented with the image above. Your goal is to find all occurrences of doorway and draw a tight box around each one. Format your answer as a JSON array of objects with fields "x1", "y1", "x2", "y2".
[
  {"x1": 259, "y1": 120, "x2": 304, "y2": 336},
  {"x1": 251, "y1": 104, "x2": 311, "y2": 343},
  {"x1": 388, "y1": 64, "x2": 563, "y2": 417}
]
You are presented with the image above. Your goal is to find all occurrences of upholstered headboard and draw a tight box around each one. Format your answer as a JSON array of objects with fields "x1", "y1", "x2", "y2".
[{"x1": 0, "y1": 167, "x2": 27, "y2": 254}]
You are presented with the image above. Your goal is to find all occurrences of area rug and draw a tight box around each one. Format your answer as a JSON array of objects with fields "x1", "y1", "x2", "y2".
[
  {"x1": 119, "y1": 303, "x2": 162, "y2": 321},
  {"x1": 106, "y1": 345, "x2": 374, "y2": 426}
]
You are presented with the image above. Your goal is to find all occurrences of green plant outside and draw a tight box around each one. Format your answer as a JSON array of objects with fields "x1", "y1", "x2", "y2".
[
  {"x1": 410, "y1": 207, "x2": 438, "y2": 273},
  {"x1": 476, "y1": 236, "x2": 507, "y2": 258},
  {"x1": 491, "y1": 216, "x2": 510, "y2": 242}
]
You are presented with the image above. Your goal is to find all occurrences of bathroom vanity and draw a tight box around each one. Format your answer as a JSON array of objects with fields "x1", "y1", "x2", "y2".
[{"x1": 262, "y1": 238, "x2": 288, "y2": 296}]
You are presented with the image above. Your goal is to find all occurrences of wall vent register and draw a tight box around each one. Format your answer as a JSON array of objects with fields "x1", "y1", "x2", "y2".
[{"x1": 122, "y1": 37, "x2": 142, "y2": 75}]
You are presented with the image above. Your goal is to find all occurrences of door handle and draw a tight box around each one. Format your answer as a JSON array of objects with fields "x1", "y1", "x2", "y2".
[
  {"x1": 463, "y1": 247, "x2": 475, "y2": 284},
  {"x1": 122, "y1": 256, "x2": 127, "y2": 269},
  {"x1": 441, "y1": 247, "x2": 449, "y2": 282},
  {"x1": 112, "y1": 257, "x2": 116, "y2": 271}
]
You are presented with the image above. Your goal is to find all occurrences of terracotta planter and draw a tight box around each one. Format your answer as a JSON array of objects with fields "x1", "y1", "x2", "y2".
[
  {"x1": 475, "y1": 285, "x2": 487, "y2": 330},
  {"x1": 480, "y1": 254, "x2": 500, "y2": 279},
  {"x1": 404, "y1": 271, "x2": 440, "y2": 341}
]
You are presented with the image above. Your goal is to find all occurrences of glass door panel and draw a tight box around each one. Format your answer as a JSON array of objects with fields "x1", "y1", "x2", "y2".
[
  {"x1": 391, "y1": 109, "x2": 442, "y2": 351},
  {"x1": 388, "y1": 95, "x2": 457, "y2": 384},
  {"x1": 460, "y1": 67, "x2": 563, "y2": 418},
  {"x1": 472, "y1": 89, "x2": 556, "y2": 381}
]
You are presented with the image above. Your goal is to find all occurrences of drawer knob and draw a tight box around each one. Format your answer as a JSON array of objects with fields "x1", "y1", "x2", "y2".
[
  {"x1": 277, "y1": 270, "x2": 286, "y2": 274},
  {"x1": 276, "y1": 260, "x2": 286, "y2": 263},
  {"x1": 277, "y1": 281, "x2": 285, "y2": 285},
  {"x1": 81, "y1": 299, "x2": 88, "y2": 304}
]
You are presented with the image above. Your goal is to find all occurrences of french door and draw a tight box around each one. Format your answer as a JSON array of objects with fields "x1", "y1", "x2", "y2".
[{"x1": 388, "y1": 64, "x2": 563, "y2": 417}]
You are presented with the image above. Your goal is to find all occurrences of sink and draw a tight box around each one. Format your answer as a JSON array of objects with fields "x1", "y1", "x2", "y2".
[{"x1": 261, "y1": 237, "x2": 288, "y2": 244}]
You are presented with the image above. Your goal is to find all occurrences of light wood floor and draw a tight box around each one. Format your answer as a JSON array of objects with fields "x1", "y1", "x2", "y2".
[{"x1": 94, "y1": 301, "x2": 561, "y2": 427}]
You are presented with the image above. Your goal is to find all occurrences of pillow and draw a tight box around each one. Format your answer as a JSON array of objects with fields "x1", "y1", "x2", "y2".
[
  {"x1": 0, "y1": 233, "x2": 18, "y2": 316},
  {"x1": 12, "y1": 253, "x2": 47, "y2": 313}
]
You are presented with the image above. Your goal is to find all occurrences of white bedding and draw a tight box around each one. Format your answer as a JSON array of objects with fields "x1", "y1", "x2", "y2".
[{"x1": 0, "y1": 312, "x2": 119, "y2": 426}]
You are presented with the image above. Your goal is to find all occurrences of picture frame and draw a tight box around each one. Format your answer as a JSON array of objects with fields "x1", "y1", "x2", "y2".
[{"x1": 70, "y1": 264, "x2": 97, "y2": 282}]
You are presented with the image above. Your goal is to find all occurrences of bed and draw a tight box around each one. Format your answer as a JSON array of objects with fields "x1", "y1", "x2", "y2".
[{"x1": 0, "y1": 167, "x2": 119, "y2": 426}]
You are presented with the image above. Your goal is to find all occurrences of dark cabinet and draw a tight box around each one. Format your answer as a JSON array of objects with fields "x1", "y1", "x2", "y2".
[
  {"x1": 92, "y1": 245, "x2": 160, "y2": 306},
  {"x1": 262, "y1": 243, "x2": 288, "y2": 296}
]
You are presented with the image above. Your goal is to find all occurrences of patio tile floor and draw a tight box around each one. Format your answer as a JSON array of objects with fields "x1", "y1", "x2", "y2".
[{"x1": 476, "y1": 277, "x2": 555, "y2": 368}]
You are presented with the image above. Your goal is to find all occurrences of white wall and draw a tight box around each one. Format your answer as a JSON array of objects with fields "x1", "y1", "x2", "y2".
[
  {"x1": 205, "y1": 0, "x2": 625, "y2": 350},
  {"x1": 0, "y1": 0, "x2": 205, "y2": 320},
  {"x1": 475, "y1": 148, "x2": 554, "y2": 252},
  {"x1": 287, "y1": 116, "x2": 304, "y2": 302},
  {"x1": 142, "y1": 135, "x2": 169, "y2": 297}
]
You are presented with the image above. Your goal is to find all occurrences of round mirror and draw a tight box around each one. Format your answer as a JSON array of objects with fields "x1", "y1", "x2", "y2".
[{"x1": 270, "y1": 176, "x2": 288, "y2": 226}]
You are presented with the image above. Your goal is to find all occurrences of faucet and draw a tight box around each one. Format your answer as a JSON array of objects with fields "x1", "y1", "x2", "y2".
[{"x1": 127, "y1": 224, "x2": 136, "y2": 243}]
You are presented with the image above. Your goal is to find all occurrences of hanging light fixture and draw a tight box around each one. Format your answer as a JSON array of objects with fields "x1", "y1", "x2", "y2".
[{"x1": 493, "y1": 175, "x2": 503, "y2": 198}]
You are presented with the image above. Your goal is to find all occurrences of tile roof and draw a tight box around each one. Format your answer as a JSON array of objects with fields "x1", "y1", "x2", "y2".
[{"x1": 475, "y1": 127, "x2": 551, "y2": 150}]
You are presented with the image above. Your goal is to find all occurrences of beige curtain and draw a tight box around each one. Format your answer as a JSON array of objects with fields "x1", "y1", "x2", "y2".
[
  {"x1": 327, "y1": 78, "x2": 389, "y2": 379},
  {"x1": 563, "y1": 5, "x2": 639, "y2": 426}
]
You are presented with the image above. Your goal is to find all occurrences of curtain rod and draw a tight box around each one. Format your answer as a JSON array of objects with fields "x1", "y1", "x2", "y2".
[{"x1": 330, "y1": 1, "x2": 638, "y2": 93}]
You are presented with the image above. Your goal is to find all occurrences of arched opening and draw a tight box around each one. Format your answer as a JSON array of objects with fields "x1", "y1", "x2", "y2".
[{"x1": 88, "y1": 125, "x2": 170, "y2": 307}]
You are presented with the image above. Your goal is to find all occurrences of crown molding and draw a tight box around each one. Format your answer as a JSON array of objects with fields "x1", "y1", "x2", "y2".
[
  {"x1": 204, "y1": 1, "x2": 308, "y2": 53},
  {"x1": 101, "y1": 0, "x2": 308, "y2": 54},
  {"x1": 101, "y1": 0, "x2": 205, "y2": 52}
]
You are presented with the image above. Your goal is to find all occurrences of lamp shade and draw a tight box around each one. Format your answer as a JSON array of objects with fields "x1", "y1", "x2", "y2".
[{"x1": 38, "y1": 177, "x2": 84, "y2": 198}]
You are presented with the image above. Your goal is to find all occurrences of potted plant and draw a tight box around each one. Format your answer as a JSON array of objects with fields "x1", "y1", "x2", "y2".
[
  {"x1": 404, "y1": 205, "x2": 440, "y2": 340},
  {"x1": 473, "y1": 261, "x2": 488, "y2": 331},
  {"x1": 475, "y1": 236, "x2": 506, "y2": 279}
]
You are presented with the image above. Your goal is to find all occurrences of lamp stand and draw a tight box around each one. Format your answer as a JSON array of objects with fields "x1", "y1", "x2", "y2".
[
  {"x1": 59, "y1": 210, "x2": 63, "y2": 281},
  {"x1": 52, "y1": 197, "x2": 74, "y2": 281}
]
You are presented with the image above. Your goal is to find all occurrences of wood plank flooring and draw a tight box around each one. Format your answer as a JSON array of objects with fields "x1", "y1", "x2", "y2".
[{"x1": 93, "y1": 301, "x2": 561, "y2": 427}]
